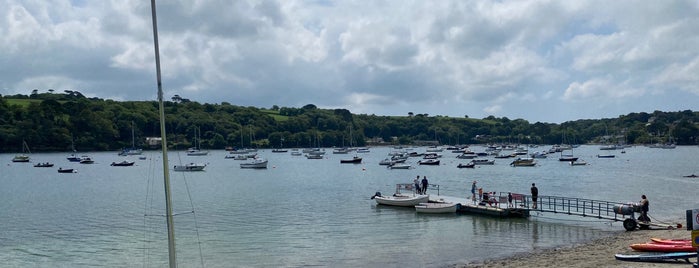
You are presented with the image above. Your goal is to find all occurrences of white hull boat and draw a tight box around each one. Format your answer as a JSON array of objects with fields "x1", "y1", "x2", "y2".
[
  {"x1": 373, "y1": 194, "x2": 429, "y2": 207},
  {"x1": 174, "y1": 163, "x2": 207, "y2": 171},
  {"x1": 240, "y1": 158, "x2": 268, "y2": 169},
  {"x1": 388, "y1": 163, "x2": 411, "y2": 169},
  {"x1": 414, "y1": 202, "x2": 459, "y2": 214}
]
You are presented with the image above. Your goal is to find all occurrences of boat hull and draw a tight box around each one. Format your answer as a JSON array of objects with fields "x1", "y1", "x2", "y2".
[
  {"x1": 374, "y1": 195, "x2": 429, "y2": 207},
  {"x1": 415, "y1": 202, "x2": 459, "y2": 214},
  {"x1": 240, "y1": 159, "x2": 268, "y2": 169},
  {"x1": 174, "y1": 164, "x2": 206, "y2": 171}
]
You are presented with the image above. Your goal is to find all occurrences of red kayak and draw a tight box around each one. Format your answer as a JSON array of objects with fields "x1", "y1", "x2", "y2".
[
  {"x1": 630, "y1": 243, "x2": 696, "y2": 252},
  {"x1": 650, "y1": 238, "x2": 692, "y2": 245}
]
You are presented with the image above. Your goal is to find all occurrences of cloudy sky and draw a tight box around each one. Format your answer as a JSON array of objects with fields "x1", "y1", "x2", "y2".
[{"x1": 1, "y1": 0, "x2": 698, "y2": 123}]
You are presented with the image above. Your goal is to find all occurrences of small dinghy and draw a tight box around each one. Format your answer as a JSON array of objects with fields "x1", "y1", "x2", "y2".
[{"x1": 414, "y1": 202, "x2": 459, "y2": 214}]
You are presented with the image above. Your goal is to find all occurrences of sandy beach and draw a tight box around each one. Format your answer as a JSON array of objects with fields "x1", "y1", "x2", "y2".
[{"x1": 455, "y1": 225, "x2": 695, "y2": 268}]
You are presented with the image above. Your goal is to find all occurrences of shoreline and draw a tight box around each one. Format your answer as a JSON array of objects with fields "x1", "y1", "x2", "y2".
[{"x1": 454, "y1": 224, "x2": 693, "y2": 268}]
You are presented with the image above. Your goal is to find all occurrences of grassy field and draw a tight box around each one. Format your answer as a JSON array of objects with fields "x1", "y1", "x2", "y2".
[
  {"x1": 5, "y1": 99, "x2": 42, "y2": 107},
  {"x1": 260, "y1": 109, "x2": 288, "y2": 122}
]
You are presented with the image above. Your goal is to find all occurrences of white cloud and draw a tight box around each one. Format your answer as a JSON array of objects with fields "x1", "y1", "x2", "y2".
[
  {"x1": 1, "y1": 0, "x2": 698, "y2": 123},
  {"x1": 562, "y1": 78, "x2": 644, "y2": 101}
]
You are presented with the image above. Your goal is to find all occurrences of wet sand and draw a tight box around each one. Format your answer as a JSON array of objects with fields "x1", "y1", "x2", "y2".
[{"x1": 455, "y1": 226, "x2": 695, "y2": 268}]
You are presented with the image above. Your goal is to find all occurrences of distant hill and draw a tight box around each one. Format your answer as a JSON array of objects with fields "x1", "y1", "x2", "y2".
[{"x1": 1, "y1": 93, "x2": 697, "y2": 152}]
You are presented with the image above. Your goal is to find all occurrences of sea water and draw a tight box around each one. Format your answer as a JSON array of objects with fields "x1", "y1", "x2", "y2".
[{"x1": 0, "y1": 145, "x2": 697, "y2": 267}]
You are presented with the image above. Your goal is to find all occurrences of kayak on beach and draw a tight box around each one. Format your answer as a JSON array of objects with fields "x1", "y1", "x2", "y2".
[
  {"x1": 615, "y1": 252, "x2": 697, "y2": 263},
  {"x1": 630, "y1": 243, "x2": 697, "y2": 252},
  {"x1": 650, "y1": 238, "x2": 692, "y2": 245}
]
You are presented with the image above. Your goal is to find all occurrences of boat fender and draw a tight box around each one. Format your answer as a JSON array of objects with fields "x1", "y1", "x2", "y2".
[{"x1": 371, "y1": 192, "x2": 382, "y2": 199}]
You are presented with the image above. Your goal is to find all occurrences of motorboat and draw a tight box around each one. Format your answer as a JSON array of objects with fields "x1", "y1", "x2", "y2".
[
  {"x1": 379, "y1": 158, "x2": 396, "y2": 165},
  {"x1": 457, "y1": 162, "x2": 475, "y2": 168},
  {"x1": 67, "y1": 154, "x2": 81, "y2": 162},
  {"x1": 596, "y1": 154, "x2": 615, "y2": 158},
  {"x1": 240, "y1": 158, "x2": 268, "y2": 169},
  {"x1": 79, "y1": 156, "x2": 95, "y2": 164},
  {"x1": 456, "y1": 153, "x2": 476, "y2": 159},
  {"x1": 570, "y1": 160, "x2": 588, "y2": 166},
  {"x1": 173, "y1": 163, "x2": 207, "y2": 171},
  {"x1": 111, "y1": 160, "x2": 135, "y2": 166},
  {"x1": 417, "y1": 159, "x2": 440, "y2": 165},
  {"x1": 414, "y1": 202, "x2": 460, "y2": 214},
  {"x1": 34, "y1": 162, "x2": 54, "y2": 167},
  {"x1": 422, "y1": 153, "x2": 442, "y2": 159},
  {"x1": 371, "y1": 184, "x2": 429, "y2": 207},
  {"x1": 305, "y1": 154, "x2": 323, "y2": 159},
  {"x1": 472, "y1": 159, "x2": 495, "y2": 165},
  {"x1": 57, "y1": 168, "x2": 76, "y2": 173},
  {"x1": 340, "y1": 156, "x2": 362, "y2": 164},
  {"x1": 510, "y1": 157, "x2": 536, "y2": 167},
  {"x1": 186, "y1": 148, "x2": 209, "y2": 156},
  {"x1": 225, "y1": 154, "x2": 248, "y2": 160},
  {"x1": 388, "y1": 163, "x2": 411, "y2": 169}
]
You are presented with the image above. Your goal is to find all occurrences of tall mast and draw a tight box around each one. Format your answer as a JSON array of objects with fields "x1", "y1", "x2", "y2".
[{"x1": 149, "y1": 1, "x2": 177, "y2": 267}]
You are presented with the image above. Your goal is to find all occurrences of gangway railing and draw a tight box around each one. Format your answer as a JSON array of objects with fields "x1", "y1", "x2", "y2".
[
  {"x1": 484, "y1": 192, "x2": 642, "y2": 230},
  {"x1": 524, "y1": 195, "x2": 629, "y2": 222}
]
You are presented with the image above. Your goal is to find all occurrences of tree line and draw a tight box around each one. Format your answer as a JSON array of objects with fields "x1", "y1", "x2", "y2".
[{"x1": 1, "y1": 93, "x2": 697, "y2": 153}]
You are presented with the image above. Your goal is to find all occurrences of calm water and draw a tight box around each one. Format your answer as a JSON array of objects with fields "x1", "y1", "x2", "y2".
[{"x1": 1, "y1": 145, "x2": 698, "y2": 267}]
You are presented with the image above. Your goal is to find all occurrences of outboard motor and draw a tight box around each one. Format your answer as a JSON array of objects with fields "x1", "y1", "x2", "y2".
[{"x1": 370, "y1": 192, "x2": 382, "y2": 199}]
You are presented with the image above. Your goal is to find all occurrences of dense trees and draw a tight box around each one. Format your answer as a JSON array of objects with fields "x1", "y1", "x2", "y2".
[{"x1": 0, "y1": 93, "x2": 697, "y2": 152}]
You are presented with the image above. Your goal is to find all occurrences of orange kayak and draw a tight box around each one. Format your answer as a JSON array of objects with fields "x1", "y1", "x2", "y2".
[
  {"x1": 630, "y1": 243, "x2": 696, "y2": 252},
  {"x1": 650, "y1": 238, "x2": 692, "y2": 245}
]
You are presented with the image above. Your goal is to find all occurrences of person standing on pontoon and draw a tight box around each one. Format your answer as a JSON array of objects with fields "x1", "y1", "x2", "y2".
[
  {"x1": 530, "y1": 183, "x2": 538, "y2": 209},
  {"x1": 421, "y1": 176, "x2": 428, "y2": 194},
  {"x1": 414, "y1": 176, "x2": 421, "y2": 195}
]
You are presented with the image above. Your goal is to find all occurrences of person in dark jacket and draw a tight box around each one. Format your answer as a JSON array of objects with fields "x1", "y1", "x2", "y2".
[
  {"x1": 639, "y1": 195, "x2": 650, "y2": 222},
  {"x1": 530, "y1": 183, "x2": 538, "y2": 209}
]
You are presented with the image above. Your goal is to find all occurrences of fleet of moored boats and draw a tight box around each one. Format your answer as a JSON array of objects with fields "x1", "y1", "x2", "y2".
[{"x1": 8, "y1": 142, "x2": 693, "y2": 176}]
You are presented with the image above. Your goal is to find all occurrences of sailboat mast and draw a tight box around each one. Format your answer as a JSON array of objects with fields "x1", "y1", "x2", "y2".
[{"x1": 149, "y1": 1, "x2": 177, "y2": 267}]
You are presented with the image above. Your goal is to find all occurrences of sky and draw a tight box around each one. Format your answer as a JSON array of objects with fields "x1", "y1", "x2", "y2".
[{"x1": 1, "y1": 0, "x2": 698, "y2": 123}]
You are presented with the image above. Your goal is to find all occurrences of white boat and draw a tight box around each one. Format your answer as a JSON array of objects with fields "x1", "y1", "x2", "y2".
[
  {"x1": 530, "y1": 151, "x2": 548, "y2": 158},
  {"x1": 186, "y1": 148, "x2": 208, "y2": 156},
  {"x1": 67, "y1": 154, "x2": 81, "y2": 162},
  {"x1": 119, "y1": 121, "x2": 143, "y2": 156},
  {"x1": 186, "y1": 127, "x2": 209, "y2": 156},
  {"x1": 173, "y1": 162, "x2": 207, "y2": 171},
  {"x1": 306, "y1": 154, "x2": 323, "y2": 159},
  {"x1": 11, "y1": 140, "x2": 31, "y2": 162},
  {"x1": 224, "y1": 154, "x2": 248, "y2": 160},
  {"x1": 570, "y1": 159, "x2": 588, "y2": 166},
  {"x1": 417, "y1": 159, "x2": 440, "y2": 165},
  {"x1": 240, "y1": 158, "x2": 268, "y2": 169},
  {"x1": 371, "y1": 183, "x2": 429, "y2": 207},
  {"x1": 379, "y1": 158, "x2": 396, "y2": 165},
  {"x1": 79, "y1": 156, "x2": 95, "y2": 164},
  {"x1": 388, "y1": 163, "x2": 411, "y2": 169},
  {"x1": 414, "y1": 202, "x2": 459, "y2": 214}
]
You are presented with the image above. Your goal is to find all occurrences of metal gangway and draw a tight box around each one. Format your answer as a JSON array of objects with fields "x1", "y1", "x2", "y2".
[{"x1": 504, "y1": 194, "x2": 645, "y2": 231}]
